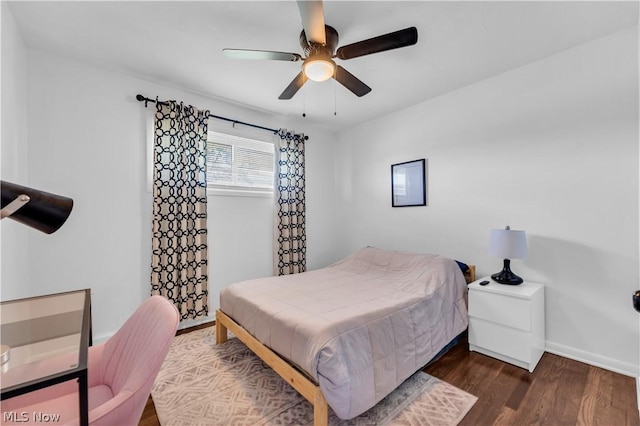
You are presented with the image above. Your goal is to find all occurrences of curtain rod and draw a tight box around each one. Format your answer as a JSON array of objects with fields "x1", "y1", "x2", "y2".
[{"x1": 137, "y1": 94, "x2": 309, "y2": 139}]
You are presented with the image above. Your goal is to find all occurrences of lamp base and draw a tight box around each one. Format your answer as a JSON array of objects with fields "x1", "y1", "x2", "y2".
[{"x1": 491, "y1": 259, "x2": 523, "y2": 285}]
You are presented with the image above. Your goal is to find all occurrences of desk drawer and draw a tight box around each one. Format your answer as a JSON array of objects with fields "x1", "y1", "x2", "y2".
[
  {"x1": 469, "y1": 290, "x2": 531, "y2": 331},
  {"x1": 469, "y1": 318, "x2": 531, "y2": 363}
]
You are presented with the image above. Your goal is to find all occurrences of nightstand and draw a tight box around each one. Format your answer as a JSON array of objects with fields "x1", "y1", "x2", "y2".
[{"x1": 468, "y1": 277, "x2": 545, "y2": 372}]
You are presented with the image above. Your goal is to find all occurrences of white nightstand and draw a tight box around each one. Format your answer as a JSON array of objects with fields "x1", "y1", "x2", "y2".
[{"x1": 468, "y1": 277, "x2": 545, "y2": 372}]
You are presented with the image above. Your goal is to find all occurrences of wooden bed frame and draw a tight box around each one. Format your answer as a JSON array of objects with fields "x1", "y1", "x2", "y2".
[{"x1": 215, "y1": 264, "x2": 475, "y2": 426}]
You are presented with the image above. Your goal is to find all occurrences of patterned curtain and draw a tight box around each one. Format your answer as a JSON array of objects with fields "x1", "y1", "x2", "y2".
[
  {"x1": 273, "y1": 129, "x2": 307, "y2": 275},
  {"x1": 151, "y1": 100, "x2": 209, "y2": 320}
]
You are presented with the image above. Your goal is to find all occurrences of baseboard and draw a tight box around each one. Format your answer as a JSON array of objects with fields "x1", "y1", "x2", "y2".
[
  {"x1": 178, "y1": 315, "x2": 215, "y2": 331},
  {"x1": 93, "y1": 315, "x2": 216, "y2": 345},
  {"x1": 545, "y1": 340, "x2": 638, "y2": 378}
]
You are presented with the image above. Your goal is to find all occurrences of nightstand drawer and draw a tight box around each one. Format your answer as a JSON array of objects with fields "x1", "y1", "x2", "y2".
[
  {"x1": 469, "y1": 290, "x2": 531, "y2": 331},
  {"x1": 469, "y1": 318, "x2": 531, "y2": 363}
]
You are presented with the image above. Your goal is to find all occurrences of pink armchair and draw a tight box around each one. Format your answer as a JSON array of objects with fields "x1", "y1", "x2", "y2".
[{"x1": 1, "y1": 295, "x2": 179, "y2": 425}]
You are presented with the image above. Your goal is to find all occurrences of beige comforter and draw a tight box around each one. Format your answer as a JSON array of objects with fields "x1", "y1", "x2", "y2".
[{"x1": 219, "y1": 246, "x2": 469, "y2": 419}]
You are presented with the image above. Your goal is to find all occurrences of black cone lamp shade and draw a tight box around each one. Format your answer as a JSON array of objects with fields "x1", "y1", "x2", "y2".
[
  {"x1": 488, "y1": 226, "x2": 528, "y2": 285},
  {"x1": 1, "y1": 180, "x2": 73, "y2": 234}
]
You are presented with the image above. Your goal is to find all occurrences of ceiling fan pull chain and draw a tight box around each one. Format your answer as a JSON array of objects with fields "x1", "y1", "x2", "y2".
[
  {"x1": 334, "y1": 79, "x2": 337, "y2": 116},
  {"x1": 302, "y1": 85, "x2": 307, "y2": 118}
]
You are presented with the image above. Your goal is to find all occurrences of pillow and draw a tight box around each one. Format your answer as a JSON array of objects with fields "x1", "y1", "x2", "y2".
[{"x1": 455, "y1": 260, "x2": 469, "y2": 273}]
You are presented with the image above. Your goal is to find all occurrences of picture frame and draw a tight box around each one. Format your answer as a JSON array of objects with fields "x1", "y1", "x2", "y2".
[{"x1": 391, "y1": 158, "x2": 427, "y2": 207}]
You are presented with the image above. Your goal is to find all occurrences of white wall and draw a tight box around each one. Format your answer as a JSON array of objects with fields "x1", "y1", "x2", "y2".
[
  {"x1": 0, "y1": 2, "x2": 30, "y2": 300},
  {"x1": 1, "y1": 6, "x2": 338, "y2": 340},
  {"x1": 335, "y1": 26, "x2": 639, "y2": 375}
]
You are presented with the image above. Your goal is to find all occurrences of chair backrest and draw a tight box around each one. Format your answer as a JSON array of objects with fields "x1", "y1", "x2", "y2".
[{"x1": 97, "y1": 296, "x2": 178, "y2": 419}]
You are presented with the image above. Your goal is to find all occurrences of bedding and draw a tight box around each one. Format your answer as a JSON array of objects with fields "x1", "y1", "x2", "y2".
[{"x1": 219, "y1": 246, "x2": 468, "y2": 419}]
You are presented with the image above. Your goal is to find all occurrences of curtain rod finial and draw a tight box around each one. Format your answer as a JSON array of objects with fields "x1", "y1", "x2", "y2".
[{"x1": 136, "y1": 94, "x2": 150, "y2": 107}]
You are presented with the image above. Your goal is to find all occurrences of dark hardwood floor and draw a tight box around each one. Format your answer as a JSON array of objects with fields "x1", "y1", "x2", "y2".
[
  {"x1": 424, "y1": 334, "x2": 639, "y2": 426},
  {"x1": 139, "y1": 325, "x2": 639, "y2": 425}
]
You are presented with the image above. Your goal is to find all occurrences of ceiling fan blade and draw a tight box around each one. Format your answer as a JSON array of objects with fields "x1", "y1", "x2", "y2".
[
  {"x1": 223, "y1": 49, "x2": 302, "y2": 62},
  {"x1": 297, "y1": 0, "x2": 326, "y2": 45},
  {"x1": 334, "y1": 65, "x2": 371, "y2": 97},
  {"x1": 336, "y1": 27, "x2": 418, "y2": 60},
  {"x1": 278, "y1": 72, "x2": 307, "y2": 100}
]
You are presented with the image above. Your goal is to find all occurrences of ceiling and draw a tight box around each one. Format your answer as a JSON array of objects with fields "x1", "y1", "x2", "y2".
[{"x1": 7, "y1": 1, "x2": 639, "y2": 130}]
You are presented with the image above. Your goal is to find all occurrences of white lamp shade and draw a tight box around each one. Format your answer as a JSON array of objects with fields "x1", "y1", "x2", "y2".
[
  {"x1": 488, "y1": 228, "x2": 528, "y2": 259},
  {"x1": 303, "y1": 58, "x2": 335, "y2": 82}
]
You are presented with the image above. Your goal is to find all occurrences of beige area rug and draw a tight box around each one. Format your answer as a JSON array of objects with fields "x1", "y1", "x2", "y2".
[{"x1": 151, "y1": 327, "x2": 477, "y2": 426}]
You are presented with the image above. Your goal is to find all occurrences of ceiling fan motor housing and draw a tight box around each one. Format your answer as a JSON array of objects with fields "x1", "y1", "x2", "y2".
[{"x1": 300, "y1": 25, "x2": 339, "y2": 57}]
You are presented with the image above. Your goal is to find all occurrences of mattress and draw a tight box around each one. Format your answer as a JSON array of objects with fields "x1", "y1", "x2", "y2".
[{"x1": 219, "y1": 246, "x2": 469, "y2": 419}]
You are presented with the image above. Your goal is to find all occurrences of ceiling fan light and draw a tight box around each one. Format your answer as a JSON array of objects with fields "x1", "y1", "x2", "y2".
[{"x1": 303, "y1": 58, "x2": 335, "y2": 82}]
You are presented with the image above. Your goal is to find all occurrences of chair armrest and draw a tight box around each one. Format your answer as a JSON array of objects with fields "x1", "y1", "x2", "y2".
[{"x1": 88, "y1": 390, "x2": 142, "y2": 426}]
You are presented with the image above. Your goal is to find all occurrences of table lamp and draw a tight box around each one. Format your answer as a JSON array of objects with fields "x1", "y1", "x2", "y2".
[
  {"x1": 1, "y1": 180, "x2": 73, "y2": 234},
  {"x1": 489, "y1": 225, "x2": 527, "y2": 285}
]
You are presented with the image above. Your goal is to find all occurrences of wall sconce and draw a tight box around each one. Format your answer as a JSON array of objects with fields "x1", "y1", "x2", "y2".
[
  {"x1": 1, "y1": 181, "x2": 74, "y2": 234},
  {"x1": 488, "y1": 225, "x2": 528, "y2": 285}
]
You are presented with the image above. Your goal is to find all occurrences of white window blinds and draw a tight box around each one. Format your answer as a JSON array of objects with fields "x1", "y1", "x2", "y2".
[{"x1": 206, "y1": 132, "x2": 275, "y2": 193}]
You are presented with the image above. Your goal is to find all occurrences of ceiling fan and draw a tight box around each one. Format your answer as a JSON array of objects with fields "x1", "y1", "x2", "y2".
[{"x1": 222, "y1": 0, "x2": 418, "y2": 100}]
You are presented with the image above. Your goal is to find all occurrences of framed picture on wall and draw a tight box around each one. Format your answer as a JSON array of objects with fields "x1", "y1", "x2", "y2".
[{"x1": 391, "y1": 159, "x2": 427, "y2": 207}]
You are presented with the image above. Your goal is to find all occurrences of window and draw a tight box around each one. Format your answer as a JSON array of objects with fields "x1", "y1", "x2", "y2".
[{"x1": 206, "y1": 131, "x2": 275, "y2": 195}]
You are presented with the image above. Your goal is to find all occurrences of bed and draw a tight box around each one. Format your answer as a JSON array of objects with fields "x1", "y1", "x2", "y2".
[{"x1": 216, "y1": 246, "x2": 475, "y2": 425}]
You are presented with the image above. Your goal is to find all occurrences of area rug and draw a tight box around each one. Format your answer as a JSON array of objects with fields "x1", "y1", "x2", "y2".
[{"x1": 151, "y1": 327, "x2": 477, "y2": 426}]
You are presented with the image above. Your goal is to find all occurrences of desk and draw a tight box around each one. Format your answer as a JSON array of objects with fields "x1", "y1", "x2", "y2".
[{"x1": 0, "y1": 289, "x2": 91, "y2": 426}]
